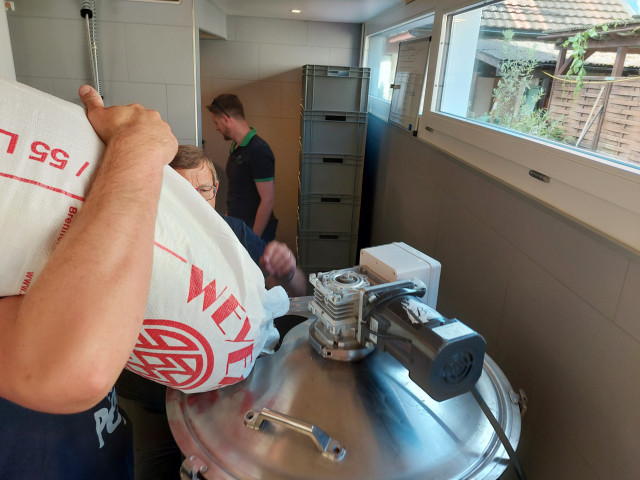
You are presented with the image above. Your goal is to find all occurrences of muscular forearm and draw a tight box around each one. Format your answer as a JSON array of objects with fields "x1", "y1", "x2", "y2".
[
  {"x1": 7, "y1": 144, "x2": 166, "y2": 412},
  {"x1": 0, "y1": 87, "x2": 176, "y2": 413}
]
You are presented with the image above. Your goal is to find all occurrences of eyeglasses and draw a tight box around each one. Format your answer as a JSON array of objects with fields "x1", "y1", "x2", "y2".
[
  {"x1": 196, "y1": 184, "x2": 217, "y2": 200},
  {"x1": 211, "y1": 99, "x2": 230, "y2": 119}
]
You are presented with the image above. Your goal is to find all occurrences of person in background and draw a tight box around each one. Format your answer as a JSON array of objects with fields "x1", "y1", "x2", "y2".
[
  {"x1": 207, "y1": 94, "x2": 278, "y2": 242},
  {"x1": 116, "y1": 145, "x2": 305, "y2": 480},
  {"x1": 172, "y1": 145, "x2": 305, "y2": 296},
  {"x1": 0, "y1": 85, "x2": 177, "y2": 480}
]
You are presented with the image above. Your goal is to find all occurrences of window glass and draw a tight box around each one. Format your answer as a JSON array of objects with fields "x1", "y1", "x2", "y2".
[
  {"x1": 365, "y1": 15, "x2": 434, "y2": 117},
  {"x1": 436, "y1": 0, "x2": 640, "y2": 170}
]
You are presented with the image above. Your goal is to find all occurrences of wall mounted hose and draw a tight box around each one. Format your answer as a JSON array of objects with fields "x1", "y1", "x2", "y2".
[{"x1": 80, "y1": 0, "x2": 103, "y2": 97}]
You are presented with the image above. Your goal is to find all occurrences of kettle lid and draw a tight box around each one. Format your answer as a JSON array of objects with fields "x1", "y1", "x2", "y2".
[{"x1": 167, "y1": 319, "x2": 520, "y2": 480}]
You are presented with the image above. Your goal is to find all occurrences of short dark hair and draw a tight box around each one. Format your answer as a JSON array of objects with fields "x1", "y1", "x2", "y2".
[
  {"x1": 170, "y1": 145, "x2": 218, "y2": 183},
  {"x1": 206, "y1": 93, "x2": 245, "y2": 119}
]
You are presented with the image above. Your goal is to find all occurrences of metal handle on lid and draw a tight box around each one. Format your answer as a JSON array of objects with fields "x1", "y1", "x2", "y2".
[{"x1": 244, "y1": 408, "x2": 346, "y2": 461}]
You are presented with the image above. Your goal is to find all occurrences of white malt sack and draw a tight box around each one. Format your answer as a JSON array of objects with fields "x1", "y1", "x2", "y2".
[{"x1": 0, "y1": 78, "x2": 287, "y2": 393}]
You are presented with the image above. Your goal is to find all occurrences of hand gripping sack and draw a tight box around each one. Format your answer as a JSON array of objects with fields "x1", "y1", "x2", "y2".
[{"x1": 0, "y1": 78, "x2": 287, "y2": 393}]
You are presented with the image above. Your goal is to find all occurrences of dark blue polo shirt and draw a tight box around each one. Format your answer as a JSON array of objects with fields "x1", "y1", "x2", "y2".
[{"x1": 225, "y1": 129, "x2": 277, "y2": 231}]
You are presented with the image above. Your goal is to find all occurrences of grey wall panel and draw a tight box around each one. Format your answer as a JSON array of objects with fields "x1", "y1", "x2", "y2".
[
  {"x1": 167, "y1": 83, "x2": 197, "y2": 140},
  {"x1": 258, "y1": 44, "x2": 330, "y2": 82},
  {"x1": 9, "y1": 17, "x2": 87, "y2": 79},
  {"x1": 199, "y1": 40, "x2": 260, "y2": 80},
  {"x1": 329, "y1": 48, "x2": 360, "y2": 67},
  {"x1": 53, "y1": 78, "x2": 93, "y2": 104},
  {"x1": 107, "y1": 81, "x2": 168, "y2": 116},
  {"x1": 485, "y1": 184, "x2": 629, "y2": 319},
  {"x1": 97, "y1": 0, "x2": 193, "y2": 27},
  {"x1": 7, "y1": 0, "x2": 191, "y2": 26},
  {"x1": 98, "y1": 22, "x2": 129, "y2": 82},
  {"x1": 124, "y1": 24, "x2": 194, "y2": 85},
  {"x1": 308, "y1": 21, "x2": 361, "y2": 49},
  {"x1": 498, "y1": 252, "x2": 640, "y2": 480},
  {"x1": 15, "y1": 76, "x2": 55, "y2": 96},
  {"x1": 235, "y1": 16, "x2": 308, "y2": 46},
  {"x1": 434, "y1": 195, "x2": 514, "y2": 346}
]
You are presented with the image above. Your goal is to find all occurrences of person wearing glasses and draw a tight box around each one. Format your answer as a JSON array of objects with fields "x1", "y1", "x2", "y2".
[
  {"x1": 207, "y1": 94, "x2": 278, "y2": 243},
  {"x1": 0, "y1": 85, "x2": 177, "y2": 480},
  {"x1": 171, "y1": 145, "x2": 304, "y2": 294},
  {"x1": 115, "y1": 145, "x2": 305, "y2": 480}
]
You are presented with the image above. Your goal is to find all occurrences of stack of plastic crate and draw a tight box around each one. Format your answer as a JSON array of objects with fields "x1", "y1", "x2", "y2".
[{"x1": 297, "y1": 64, "x2": 370, "y2": 276}]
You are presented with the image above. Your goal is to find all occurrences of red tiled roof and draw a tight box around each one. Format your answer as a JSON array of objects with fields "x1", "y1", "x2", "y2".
[{"x1": 481, "y1": 0, "x2": 635, "y2": 32}]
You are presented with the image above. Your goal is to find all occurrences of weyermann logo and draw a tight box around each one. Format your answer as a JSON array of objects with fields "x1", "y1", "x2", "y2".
[{"x1": 126, "y1": 253, "x2": 256, "y2": 390}]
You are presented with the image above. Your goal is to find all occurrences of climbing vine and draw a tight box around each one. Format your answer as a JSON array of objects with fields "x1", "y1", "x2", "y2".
[{"x1": 561, "y1": 21, "x2": 637, "y2": 95}]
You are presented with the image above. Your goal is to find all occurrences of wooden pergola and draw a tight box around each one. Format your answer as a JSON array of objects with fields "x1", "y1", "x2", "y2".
[
  {"x1": 539, "y1": 22, "x2": 640, "y2": 164},
  {"x1": 546, "y1": 22, "x2": 640, "y2": 76}
]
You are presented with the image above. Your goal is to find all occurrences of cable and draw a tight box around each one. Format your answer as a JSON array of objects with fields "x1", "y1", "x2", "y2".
[{"x1": 471, "y1": 385, "x2": 527, "y2": 480}]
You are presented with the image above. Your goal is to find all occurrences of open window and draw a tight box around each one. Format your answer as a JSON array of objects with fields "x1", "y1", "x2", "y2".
[
  {"x1": 364, "y1": 14, "x2": 434, "y2": 124},
  {"x1": 433, "y1": 0, "x2": 640, "y2": 171},
  {"x1": 389, "y1": 36, "x2": 431, "y2": 134}
]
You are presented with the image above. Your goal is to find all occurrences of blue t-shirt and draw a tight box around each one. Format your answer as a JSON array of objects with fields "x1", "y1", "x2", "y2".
[{"x1": 0, "y1": 387, "x2": 133, "y2": 479}]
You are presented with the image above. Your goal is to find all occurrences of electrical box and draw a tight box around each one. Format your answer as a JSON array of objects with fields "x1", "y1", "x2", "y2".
[{"x1": 359, "y1": 242, "x2": 441, "y2": 308}]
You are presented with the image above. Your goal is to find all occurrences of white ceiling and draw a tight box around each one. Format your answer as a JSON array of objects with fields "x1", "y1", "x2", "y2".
[{"x1": 210, "y1": 0, "x2": 405, "y2": 24}]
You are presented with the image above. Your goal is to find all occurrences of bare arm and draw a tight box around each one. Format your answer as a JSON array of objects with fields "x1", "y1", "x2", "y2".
[
  {"x1": 252, "y1": 180, "x2": 275, "y2": 238},
  {"x1": 0, "y1": 86, "x2": 177, "y2": 413},
  {"x1": 261, "y1": 241, "x2": 306, "y2": 297}
]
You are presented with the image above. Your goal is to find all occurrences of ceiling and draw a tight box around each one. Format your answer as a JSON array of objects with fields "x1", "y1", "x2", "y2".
[{"x1": 210, "y1": 0, "x2": 406, "y2": 24}]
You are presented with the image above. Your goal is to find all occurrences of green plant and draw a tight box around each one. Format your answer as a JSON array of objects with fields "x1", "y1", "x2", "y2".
[
  {"x1": 479, "y1": 30, "x2": 567, "y2": 143},
  {"x1": 563, "y1": 24, "x2": 609, "y2": 95},
  {"x1": 562, "y1": 20, "x2": 634, "y2": 95}
]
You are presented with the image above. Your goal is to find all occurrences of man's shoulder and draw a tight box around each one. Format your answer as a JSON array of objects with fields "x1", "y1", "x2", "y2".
[
  {"x1": 222, "y1": 215, "x2": 246, "y2": 234},
  {"x1": 247, "y1": 134, "x2": 273, "y2": 153}
]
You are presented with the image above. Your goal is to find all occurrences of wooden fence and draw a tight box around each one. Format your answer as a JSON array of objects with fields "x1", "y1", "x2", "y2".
[{"x1": 548, "y1": 76, "x2": 640, "y2": 166}]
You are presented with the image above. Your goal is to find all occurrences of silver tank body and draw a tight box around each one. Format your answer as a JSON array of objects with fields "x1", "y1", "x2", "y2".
[{"x1": 167, "y1": 297, "x2": 521, "y2": 480}]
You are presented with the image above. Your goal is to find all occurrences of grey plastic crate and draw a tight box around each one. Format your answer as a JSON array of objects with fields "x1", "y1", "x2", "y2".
[
  {"x1": 299, "y1": 153, "x2": 364, "y2": 196},
  {"x1": 302, "y1": 65, "x2": 370, "y2": 112},
  {"x1": 300, "y1": 110, "x2": 367, "y2": 156},
  {"x1": 297, "y1": 231, "x2": 358, "y2": 270},
  {"x1": 298, "y1": 193, "x2": 360, "y2": 234}
]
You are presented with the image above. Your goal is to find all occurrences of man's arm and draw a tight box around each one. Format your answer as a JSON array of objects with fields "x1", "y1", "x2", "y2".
[
  {"x1": 261, "y1": 241, "x2": 306, "y2": 297},
  {"x1": 0, "y1": 85, "x2": 177, "y2": 414},
  {"x1": 253, "y1": 179, "x2": 275, "y2": 238}
]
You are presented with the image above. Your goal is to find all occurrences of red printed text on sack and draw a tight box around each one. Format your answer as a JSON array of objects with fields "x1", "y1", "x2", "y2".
[
  {"x1": 0, "y1": 127, "x2": 92, "y2": 178},
  {"x1": 56, "y1": 206, "x2": 78, "y2": 244}
]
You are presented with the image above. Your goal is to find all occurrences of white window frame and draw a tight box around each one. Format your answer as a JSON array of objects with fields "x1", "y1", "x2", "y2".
[{"x1": 366, "y1": 0, "x2": 640, "y2": 254}]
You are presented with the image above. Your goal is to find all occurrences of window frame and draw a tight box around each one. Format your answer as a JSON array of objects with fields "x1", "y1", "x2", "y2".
[
  {"x1": 364, "y1": 14, "x2": 435, "y2": 123},
  {"x1": 365, "y1": 0, "x2": 640, "y2": 253}
]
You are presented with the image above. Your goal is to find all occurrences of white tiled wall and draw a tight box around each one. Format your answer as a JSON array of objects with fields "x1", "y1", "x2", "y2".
[
  {"x1": 7, "y1": 0, "x2": 197, "y2": 145},
  {"x1": 200, "y1": 17, "x2": 362, "y2": 252},
  {"x1": 365, "y1": 114, "x2": 640, "y2": 479}
]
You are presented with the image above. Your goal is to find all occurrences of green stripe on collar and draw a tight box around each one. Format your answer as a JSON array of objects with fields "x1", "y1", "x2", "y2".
[{"x1": 230, "y1": 127, "x2": 257, "y2": 153}]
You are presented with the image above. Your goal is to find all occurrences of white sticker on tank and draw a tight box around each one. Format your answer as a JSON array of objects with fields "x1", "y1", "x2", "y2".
[{"x1": 433, "y1": 322, "x2": 474, "y2": 341}]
